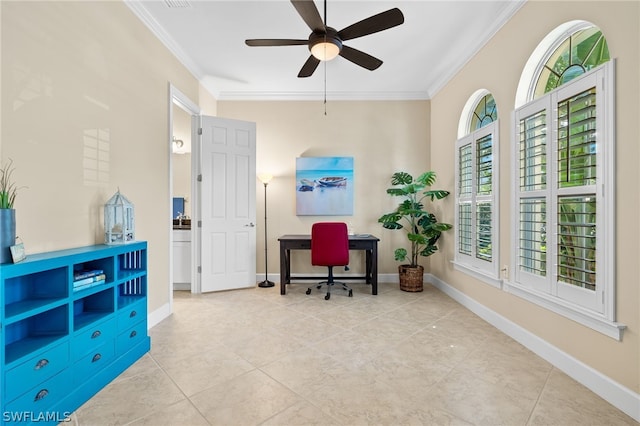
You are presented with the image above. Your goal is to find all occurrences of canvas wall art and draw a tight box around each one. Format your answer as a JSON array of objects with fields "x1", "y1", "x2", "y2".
[{"x1": 296, "y1": 157, "x2": 354, "y2": 216}]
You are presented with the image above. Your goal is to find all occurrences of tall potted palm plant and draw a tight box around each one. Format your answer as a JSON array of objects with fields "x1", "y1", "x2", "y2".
[
  {"x1": 378, "y1": 171, "x2": 452, "y2": 291},
  {"x1": 0, "y1": 159, "x2": 20, "y2": 263}
]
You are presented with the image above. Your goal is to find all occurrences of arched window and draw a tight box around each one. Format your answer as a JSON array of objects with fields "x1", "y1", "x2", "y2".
[
  {"x1": 515, "y1": 21, "x2": 610, "y2": 107},
  {"x1": 470, "y1": 93, "x2": 498, "y2": 130},
  {"x1": 454, "y1": 91, "x2": 500, "y2": 285},
  {"x1": 510, "y1": 23, "x2": 619, "y2": 338},
  {"x1": 534, "y1": 27, "x2": 609, "y2": 98}
]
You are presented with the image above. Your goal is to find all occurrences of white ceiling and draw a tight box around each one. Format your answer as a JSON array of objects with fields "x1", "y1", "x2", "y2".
[{"x1": 126, "y1": 0, "x2": 525, "y2": 101}]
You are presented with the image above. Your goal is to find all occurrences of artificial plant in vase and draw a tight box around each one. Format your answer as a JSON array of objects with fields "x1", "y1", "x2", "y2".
[
  {"x1": 0, "y1": 159, "x2": 20, "y2": 263},
  {"x1": 378, "y1": 171, "x2": 452, "y2": 291}
]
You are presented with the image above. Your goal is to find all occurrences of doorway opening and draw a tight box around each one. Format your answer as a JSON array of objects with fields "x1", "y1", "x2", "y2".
[{"x1": 169, "y1": 84, "x2": 200, "y2": 310}]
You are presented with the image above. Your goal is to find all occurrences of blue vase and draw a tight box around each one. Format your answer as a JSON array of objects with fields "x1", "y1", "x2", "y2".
[{"x1": 0, "y1": 209, "x2": 16, "y2": 264}]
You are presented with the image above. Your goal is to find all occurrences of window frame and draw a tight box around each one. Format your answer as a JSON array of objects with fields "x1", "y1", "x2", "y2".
[
  {"x1": 507, "y1": 61, "x2": 623, "y2": 340},
  {"x1": 453, "y1": 120, "x2": 501, "y2": 287}
]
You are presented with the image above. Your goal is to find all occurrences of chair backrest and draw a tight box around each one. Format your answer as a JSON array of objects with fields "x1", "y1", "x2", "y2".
[{"x1": 311, "y1": 222, "x2": 349, "y2": 267}]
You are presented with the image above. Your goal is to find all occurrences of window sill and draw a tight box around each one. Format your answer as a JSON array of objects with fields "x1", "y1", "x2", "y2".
[
  {"x1": 452, "y1": 261, "x2": 502, "y2": 289},
  {"x1": 504, "y1": 280, "x2": 626, "y2": 340}
]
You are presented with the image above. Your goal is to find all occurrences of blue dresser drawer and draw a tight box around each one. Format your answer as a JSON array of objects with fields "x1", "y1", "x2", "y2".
[
  {"x1": 117, "y1": 299, "x2": 146, "y2": 331},
  {"x1": 116, "y1": 322, "x2": 146, "y2": 355},
  {"x1": 5, "y1": 342, "x2": 70, "y2": 403},
  {"x1": 73, "y1": 341, "x2": 115, "y2": 385},
  {"x1": 5, "y1": 368, "x2": 73, "y2": 416},
  {"x1": 71, "y1": 318, "x2": 116, "y2": 361}
]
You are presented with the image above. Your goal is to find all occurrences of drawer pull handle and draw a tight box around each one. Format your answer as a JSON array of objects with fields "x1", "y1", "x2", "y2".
[
  {"x1": 129, "y1": 330, "x2": 137, "y2": 338},
  {"x1": 129, "y1": 310, "x2": 137, "y2": 318},
  {"x1": 34, "y1": 389, "x2": 49, "y2": 401},
  {"x1": 92, "y1": 353, "x2": 102, "y2": 363},
  {"x1": 91, "y1": 330, "x2": 102, "y2": 339},
  {"x1": 34, "y1": 359, "x2": 49, "y2": 370}
]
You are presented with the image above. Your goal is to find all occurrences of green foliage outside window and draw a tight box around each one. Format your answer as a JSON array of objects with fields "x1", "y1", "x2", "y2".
[
  {"x1": 470, "y1": 94, "x2": 497, "y2": 131},
  {"x1": 535, "y1": 28, "x2": 609, "y2": 98}
]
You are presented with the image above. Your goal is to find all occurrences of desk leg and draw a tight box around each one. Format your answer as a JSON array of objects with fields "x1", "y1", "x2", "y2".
[
  {"x1": 364, "y1": 246, "x2": 378, "y2": 295},
  {"x1": 365, "y1": 250, "x2": 372, "y2": 284},
  {"x1": 372, "y1": 244, "x2": 378, "y2": 295},
  {"x1": 279, "y1": 244, "x2": 288, "y2": 295}
]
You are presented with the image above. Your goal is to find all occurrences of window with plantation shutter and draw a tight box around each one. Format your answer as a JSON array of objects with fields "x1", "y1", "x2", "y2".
[
  {"x1": 454, "y1": 93, "x2": 499, "y2": 285},
  {"x1": 519, "y1": 110, "x2": 547, "y2": 192},
  {"x1": 509, "y1": 61, "x2": 620, "y2": 338},
  {"x1": 458, "y1": 145, "x2": 473, "y2": 256}
]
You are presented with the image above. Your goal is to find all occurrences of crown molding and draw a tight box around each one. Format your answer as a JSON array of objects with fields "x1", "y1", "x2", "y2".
[
  {"x1": 124, "y1": 0, "x2": 210, "y2": 88},
  {"x1": 215, "y1": 90, "x2": 431, "y2": 101},
  {"x1": 427, "y1": 0, "x2": 527, "y2": 98}
]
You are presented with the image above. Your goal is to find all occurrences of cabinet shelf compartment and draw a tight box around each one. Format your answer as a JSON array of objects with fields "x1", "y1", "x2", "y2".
[
  {"x1": 73, "y1": 287, "x2": 115, "y2": 332},
  {"x1": 4, "y1": 267, "x2": 69, "y2": 322},
  {"x1": 117, "y1": 249, "x2": 146, "y2": 279},
  {"x1": 117, "y1": 276, "x2": 146, "y2": 309},
  {"x1": 73, "y1": 256, "x2": 114, "y2": 285},
  {"x1": 4, "y1": 305, "x2": 69, "y2": 365}
]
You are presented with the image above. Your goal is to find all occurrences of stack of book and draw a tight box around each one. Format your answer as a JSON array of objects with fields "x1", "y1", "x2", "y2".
[{"x1": 73, "y1": 269, "x2": 106, "y2": 292}]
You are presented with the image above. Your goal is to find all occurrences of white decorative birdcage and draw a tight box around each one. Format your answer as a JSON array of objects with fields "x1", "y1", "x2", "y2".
[{"x1": 104, "y1": 188, "x2": 135, "y2": 245}]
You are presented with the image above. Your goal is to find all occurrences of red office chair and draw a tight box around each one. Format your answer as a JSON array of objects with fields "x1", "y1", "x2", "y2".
[{"x1": 307, "y1": 222, "x2": 352, "y2": 300}]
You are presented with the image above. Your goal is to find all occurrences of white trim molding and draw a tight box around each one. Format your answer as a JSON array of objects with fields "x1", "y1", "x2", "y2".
[
  {"x1": 427, "y1": 273, "x2": 638, "y2": 422},
  {"x1": 148, "y1": 302, "x2": 172, "y2": 329},
  {"x1": 503, "y1": 279, "x2": 625, "y2": 341}
]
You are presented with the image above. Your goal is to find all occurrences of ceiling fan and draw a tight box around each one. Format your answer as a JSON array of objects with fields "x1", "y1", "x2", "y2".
[{"x1": 245, "y1": 0, "x2": 404, "y2": 78}]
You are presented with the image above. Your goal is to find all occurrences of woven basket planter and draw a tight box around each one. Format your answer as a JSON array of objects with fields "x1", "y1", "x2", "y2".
[{"x1": 398, "y1": 264, "x2": 424, "y2": 292}]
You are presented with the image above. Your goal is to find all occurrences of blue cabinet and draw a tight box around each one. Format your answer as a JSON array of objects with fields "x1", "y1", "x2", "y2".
[{"x1": 1, "y1": 242, "x2": 150, "y2": 425}]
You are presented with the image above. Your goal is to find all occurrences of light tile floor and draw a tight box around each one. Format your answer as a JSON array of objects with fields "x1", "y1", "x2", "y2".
[{"x1": 71, "y1": 282, "x2": 638, "y2": 425}]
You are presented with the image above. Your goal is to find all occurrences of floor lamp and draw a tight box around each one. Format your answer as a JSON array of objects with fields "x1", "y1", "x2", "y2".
[{"x1": 258, "y1": 173, "x2": 274, "y2": 288}]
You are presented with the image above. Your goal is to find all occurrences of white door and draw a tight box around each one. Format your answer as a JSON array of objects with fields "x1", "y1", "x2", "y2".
[{"x1": 197, "y1": 115, "x2": 256, "y2": 292}]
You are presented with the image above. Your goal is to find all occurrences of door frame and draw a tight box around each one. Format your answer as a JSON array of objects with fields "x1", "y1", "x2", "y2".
[{"x1": 168, "y1": 84, "x2": 200, "y2": 312}]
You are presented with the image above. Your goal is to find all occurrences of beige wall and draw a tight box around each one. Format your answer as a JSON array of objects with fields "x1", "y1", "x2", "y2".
[
  {"x1": 1, "y1": 1, "x2": 203, "y2": 314},
  {"x1": 429, "y1": 1, "x2": 639, "y2": 393},
  {"x1": 218, "y1": 100, "x2": 433, "y2": 276}
]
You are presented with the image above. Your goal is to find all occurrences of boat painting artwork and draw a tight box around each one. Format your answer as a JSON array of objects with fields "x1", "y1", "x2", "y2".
[{"x1": 296, "y1": 157, "x2": 354, "y2": 215}]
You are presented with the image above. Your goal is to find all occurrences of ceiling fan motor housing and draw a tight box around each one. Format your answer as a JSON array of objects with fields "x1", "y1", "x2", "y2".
[{"x1": 309, "y1": 27, "x2": 342, "y2": 60}]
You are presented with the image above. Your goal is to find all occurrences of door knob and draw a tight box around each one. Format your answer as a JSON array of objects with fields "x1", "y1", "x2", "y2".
[{"x1": 245, "y1": 223, "x2": 256, "y2": 227}]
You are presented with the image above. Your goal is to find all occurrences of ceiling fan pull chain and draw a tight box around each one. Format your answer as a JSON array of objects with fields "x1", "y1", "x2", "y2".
[{"x1": 323, "y1": 62, "x2": 327, "y2": 115}]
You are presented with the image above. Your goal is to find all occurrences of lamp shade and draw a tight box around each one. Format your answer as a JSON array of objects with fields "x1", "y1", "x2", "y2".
[
  {"x1": 258, "y1": 173, "x2": 273, "y2": 184},
  {"x1": 309, "y1": 31, "x2": 342, "y2": 62},
  {"x1": 311, "y1": 41, "x2": 340, "y2": 61}
]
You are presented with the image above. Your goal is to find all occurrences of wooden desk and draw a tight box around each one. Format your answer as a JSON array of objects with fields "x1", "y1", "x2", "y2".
[{"x1": 278, "y1": 234, "x2": 380, "y2": 295}]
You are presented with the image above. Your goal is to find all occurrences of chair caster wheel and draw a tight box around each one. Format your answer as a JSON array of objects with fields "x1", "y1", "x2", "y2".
[
  {"x1": 306, "y1": 288, "x2": 311, "y2": 295},
  {"x1": 325, "y1": 294, "x2": 331, "y2": 300},
  {"x1": 348, "y1": 290, "x2": 353, "y2": 297}
]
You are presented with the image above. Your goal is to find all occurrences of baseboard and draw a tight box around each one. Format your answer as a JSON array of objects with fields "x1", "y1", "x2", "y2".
[
  {"x1": 172, "y1": 282, "x2": 190, "y2": 291},
  {"x1": 148, "y1": 302, "x2": 171, "y2": 329},
  {"x1": 427, "y1": 273, "x2": 640, "y2": 422}
]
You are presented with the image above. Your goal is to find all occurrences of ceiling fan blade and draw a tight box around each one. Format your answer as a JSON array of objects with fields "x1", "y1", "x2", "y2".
[
  {"x1": 339, "y1": 45, "x2": 383, "y2": 71},
  {"x1": 291, "y1": 0, "x2": 324, "y2": 31},
  {"x1": 337, "y1": 8, "x2": 404, "y2": 41},
  {"x1": 245, "y1": 39, "x2": 308, "y2": 47},
  {"x1": 298, "y1": 55, "x2": 321, "y2": 78}
]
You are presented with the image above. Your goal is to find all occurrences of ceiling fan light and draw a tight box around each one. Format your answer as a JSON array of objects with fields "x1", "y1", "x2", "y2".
[{"x1": 311, "y1": 41, "x2": 340, "y2": 61}]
